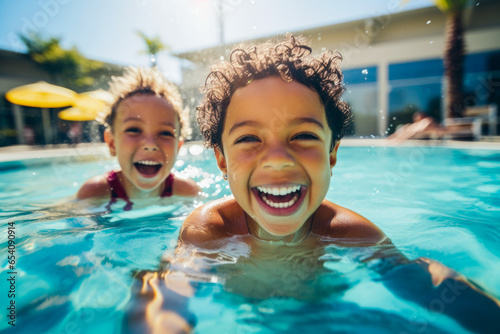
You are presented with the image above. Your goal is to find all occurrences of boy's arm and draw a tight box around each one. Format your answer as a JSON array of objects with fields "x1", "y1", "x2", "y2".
[
  {"x1": 379, "y1": 255, "x2": 500, "y2": 333},
  {"x1": 76, "y1": 175, "x2": 110, "y2": 199},
  {"x1": 178, "y1": 197, "x2": 241, "y2": 247},
  {"x1": 319, "y1": 201, "x2": 387, "y2": 246}
]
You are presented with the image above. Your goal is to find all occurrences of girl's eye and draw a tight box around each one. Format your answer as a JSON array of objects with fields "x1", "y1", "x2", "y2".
[
  {"x1": 235, "y1": 135, "x2": 260, "y2": 144},
  {"x1": 160, "y1": 131, "x2": 175, "y2": 137},
  {"x1": 293, "y1": 133, "x2": 319, "y2": 140},
  {"x1": 125, "y1": 127, "x2": 141, "y2": 134}
]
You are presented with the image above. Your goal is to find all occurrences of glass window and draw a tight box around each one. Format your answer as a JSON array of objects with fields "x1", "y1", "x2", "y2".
[
  {"x1": 389, "y1": 58, "x2": 443, "y2": 81},
  {"x1": 343, "y1": 66, "x2": 379, "y2": 136},
  {"x1": 388, "y1": 60, "x2": 443, "y2": 134}
]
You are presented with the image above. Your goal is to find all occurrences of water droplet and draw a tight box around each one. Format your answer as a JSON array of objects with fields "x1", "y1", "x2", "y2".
[
  {"x1": 429, "y1": 41, "x2": 434, "y2": 44},
  {"x1": 317, "y1": 37, "x2": 322, "y2": 41},
  {"x1": 361, "y1": 69, "x2": 368, "y2": 75},
  {"x1": 219, "y1": 56, "x2": 224, "y2": 60},
  {"x1": 476, "y1": 2, "x2": 480, "y2": 6},
  {"x1": 393, "y1": 117, "x2": 397, "y2": 120},
  {"x1": 32, "y1": 172, "x2": 36, "y2": 175},
  {"x1": 252, "y1": 25, "x2": 257, "y2": 30},
  {"x1": 73, "y1": 182, "x2": 78, "y2": 187},
  {"x1": 426, "y1": 20, "x2": 431, "y2": 25}
]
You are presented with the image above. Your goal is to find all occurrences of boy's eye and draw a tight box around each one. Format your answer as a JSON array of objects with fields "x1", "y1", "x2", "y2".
[
  {"x1": 292, "y1": 133, "x2": 319, "y2": 140},
  {"x1": 125, "y1": 127, "x2": 141, "y2": 134},
  {"x1": 235, "y1": 135, "x2": 260, "y2": 144}
]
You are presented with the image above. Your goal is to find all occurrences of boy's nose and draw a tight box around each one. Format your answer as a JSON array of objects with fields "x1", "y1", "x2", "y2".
[{"x1": 262, "y1": 142, "x2": 295, "y2": 170}]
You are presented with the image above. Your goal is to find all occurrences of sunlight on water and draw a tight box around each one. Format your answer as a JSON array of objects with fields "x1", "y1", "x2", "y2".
[{"x1": 0, "y1": 146, "x2": 498, "y2": 333}]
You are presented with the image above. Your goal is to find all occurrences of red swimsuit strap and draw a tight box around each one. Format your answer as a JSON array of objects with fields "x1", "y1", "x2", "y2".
[
  {"x1": 105, "y1": 171, "x2": 174, "y2": 210},
  {"x1": 105, "y1": 170, "x2": 133, "y2": 210},
  {"x1": 161, "y1": 173, "x2": 174, "y2": 197}
]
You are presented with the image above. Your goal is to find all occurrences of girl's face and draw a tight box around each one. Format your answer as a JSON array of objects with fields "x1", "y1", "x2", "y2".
[
  {"x1": 216, "y1": 77, "x2": 339, "y2": 237},
  {"x1": 105, "y1": 94, "x2": 182, "y2": 198}
]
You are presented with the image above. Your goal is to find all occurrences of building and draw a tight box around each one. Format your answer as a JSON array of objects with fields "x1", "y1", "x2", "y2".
[
  {"x1": 175, "y1": 0, "x2": 500, "y2": 139},
  {"x1": 0, "y1": 49, "x2": 123, "y2": 146}
]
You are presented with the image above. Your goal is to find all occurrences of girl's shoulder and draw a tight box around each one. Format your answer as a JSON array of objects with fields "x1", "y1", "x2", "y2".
[
  {"x1": 171, "y1": 175, "x2": 201, "y2": 197},
  {"x1": 76, "y1": 173, "x2": 112, "y2": 200}
]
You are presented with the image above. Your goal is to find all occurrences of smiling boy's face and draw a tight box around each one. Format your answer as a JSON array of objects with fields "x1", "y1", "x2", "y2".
[{"x1": 216, "y1": 77, "x2": 339, "y2": 236}]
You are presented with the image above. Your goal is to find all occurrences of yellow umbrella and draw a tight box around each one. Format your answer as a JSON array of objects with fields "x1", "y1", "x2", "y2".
[
  {"x1": 58, "y1": 107, "x2": 99, "y2": 121},
  {"x1": 6, "y1": 81, "x2": 78, "y2": 145},
  {"x1": 73, "y1": 89, "x2": 113, "y2": 111},
  {"x1": 6, "y1": 81, "x2": 77, "y2": 108}
]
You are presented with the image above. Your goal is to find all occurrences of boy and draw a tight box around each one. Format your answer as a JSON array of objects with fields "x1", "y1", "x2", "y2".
[{"x1": 128, "y1": 36, "x2": 500, "y2": 333}]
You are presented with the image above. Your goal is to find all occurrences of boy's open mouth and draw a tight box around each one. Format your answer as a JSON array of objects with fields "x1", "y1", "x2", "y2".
[
  {"x1": 253, "y1": 184, "x2": 306, "y2": 215},
  {"x1": 134, "y1": 160, "x2": 162, "y2": 177}
]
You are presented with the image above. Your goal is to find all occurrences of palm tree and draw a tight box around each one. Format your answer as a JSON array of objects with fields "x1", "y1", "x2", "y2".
[
  {"x1": 433, "y1": 0, "x2": 473, "y2": 118},
  {"x1": 19, "y1": 33, "x2": 104, "y2": 90},
  {"x1": 137, "y1": 31, "x2": 169, "y2": 68}
]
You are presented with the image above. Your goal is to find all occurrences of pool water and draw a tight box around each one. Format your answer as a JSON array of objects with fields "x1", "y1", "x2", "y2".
[{"x1": 0, "y1": 144, "x2": 499, "y2": 333}]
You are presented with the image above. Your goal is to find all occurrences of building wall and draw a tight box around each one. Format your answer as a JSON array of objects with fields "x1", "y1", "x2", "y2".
[{"x1": 176, "y1": 1, "x2": 500, "y2": 138}]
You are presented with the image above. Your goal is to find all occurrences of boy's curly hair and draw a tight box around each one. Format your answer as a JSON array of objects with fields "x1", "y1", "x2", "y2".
[
  {"x1": 101, "y1": 67, "x2": 191, "y2": 140},
  {"x1": 197, "y1": 33, "x2": 351, "y2": 152}
]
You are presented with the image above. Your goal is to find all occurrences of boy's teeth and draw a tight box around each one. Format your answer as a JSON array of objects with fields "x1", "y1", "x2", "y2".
[
  {"x1": 136, "y1": 160, "x2": 161, "y2": 166},
  {"x1": 257, "y1": 185, "x2": 301, "y2": 195},
  {"x1": 262, "y1": 194, "x2": 299, "y2": 208}
]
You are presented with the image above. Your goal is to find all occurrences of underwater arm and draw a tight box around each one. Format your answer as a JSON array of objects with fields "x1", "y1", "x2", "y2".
[
  {"x1": 380, "y1": 256, "x2": 500, "y2": 333},
  {"x1": 125, "y1": 204, "x2": 231, "y2": 333},
  {"x1": 125, "y1": 269, "x2": 195, "y2": 334}
]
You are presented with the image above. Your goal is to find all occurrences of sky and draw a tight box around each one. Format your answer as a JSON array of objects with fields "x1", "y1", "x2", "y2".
[{"x1": 0, "y1": 0, "x2": 434, "y2": 82}]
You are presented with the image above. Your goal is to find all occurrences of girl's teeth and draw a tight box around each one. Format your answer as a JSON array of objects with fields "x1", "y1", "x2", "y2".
[{"x1": 136, "y1": 161, "x2": 160, "y2": 166}]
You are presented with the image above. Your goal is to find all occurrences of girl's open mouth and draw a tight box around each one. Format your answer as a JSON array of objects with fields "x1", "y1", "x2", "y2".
[
  {"x1": 252, "y1": 184, "x2": 306, "y2": 216},
  {"x1": 133, "y1": 160, "x2": 162, "y2": 177}
]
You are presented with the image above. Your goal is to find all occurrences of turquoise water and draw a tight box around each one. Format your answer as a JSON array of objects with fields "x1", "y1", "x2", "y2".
[{"x1": 0, "y1": 145, "x2": 499, "y2": 333}]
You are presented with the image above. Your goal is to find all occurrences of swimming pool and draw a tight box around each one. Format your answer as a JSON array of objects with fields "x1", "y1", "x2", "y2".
[{"x1": 1, "y1": 143, "x2": 499, "y2": 333}]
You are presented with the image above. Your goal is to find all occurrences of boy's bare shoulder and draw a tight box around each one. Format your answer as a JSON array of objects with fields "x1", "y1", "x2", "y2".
[
  {"x1": 172, "y1": 176, "x2": 201, "y2": 197},
  {"x1": 179, "y1": 196, "x2": 247, "y2": 246},
  {"x1": 76, "y1": 174, "x2": 110, "y2": 200},
  {"x1": 313, "y1": 200, "x2": 386, "y2": 245}
]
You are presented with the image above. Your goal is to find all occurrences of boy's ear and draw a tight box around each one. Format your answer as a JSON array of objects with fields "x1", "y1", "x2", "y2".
[
  {"x1": 104, "y1": 129, "x2": 116, "y2": 156},
  {"x1": 214, "y1": 148, "x2": 227, "y2": 174},
  {"x1": 329, "y1": 141, "x2": 341, "y2": 169}
]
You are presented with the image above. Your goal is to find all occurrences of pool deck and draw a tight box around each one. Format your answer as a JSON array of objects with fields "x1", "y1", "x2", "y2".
[{"x1": 0, "y1": 138, "x2": 499, "y2": 163}]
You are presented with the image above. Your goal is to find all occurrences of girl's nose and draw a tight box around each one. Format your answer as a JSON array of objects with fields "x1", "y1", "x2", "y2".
[
  {"x1": 143, "y1": 145, "x2": 158, "y2": 151},
  {"x1": 142, "y1": 136, "x2": 159, "y2": 151},
  {"x1": 262, "y1": 142, "x2": 295, "y2": 170}
]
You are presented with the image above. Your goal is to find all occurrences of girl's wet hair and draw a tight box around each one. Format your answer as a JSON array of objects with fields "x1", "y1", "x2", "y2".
[
  {"x1": 101, "y1": 67, "x2": 191, "y2": 140},
  {"x1": 197, "y1": 33, "x2": 352, "y2": 152}
]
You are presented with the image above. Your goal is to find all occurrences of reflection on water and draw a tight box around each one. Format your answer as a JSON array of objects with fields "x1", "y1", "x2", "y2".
[{"x1": 0, "y1": 147, "x2": 498, "y2": 333}]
